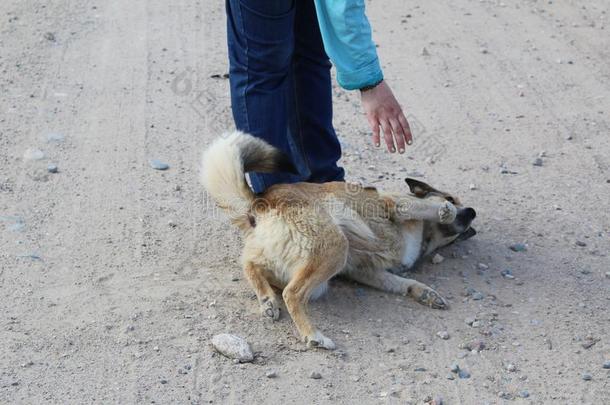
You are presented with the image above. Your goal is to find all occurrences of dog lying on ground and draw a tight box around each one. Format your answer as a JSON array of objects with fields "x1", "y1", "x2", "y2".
[{"x1": 201, "y1": 131, "x2": 476, "y2": 350}]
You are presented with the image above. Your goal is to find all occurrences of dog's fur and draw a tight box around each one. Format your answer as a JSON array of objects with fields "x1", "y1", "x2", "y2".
[{"x1": 201, "y1": 131, "x2": 476, "y2": 349}]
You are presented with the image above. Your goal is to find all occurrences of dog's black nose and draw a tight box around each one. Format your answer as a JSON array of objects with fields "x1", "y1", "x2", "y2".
[{"x1": 456, "y1": 207, "x2": 476, "y2": 225}]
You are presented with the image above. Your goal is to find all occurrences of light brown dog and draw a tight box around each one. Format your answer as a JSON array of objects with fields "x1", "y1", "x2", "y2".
[{"x1": 201, "y1": 131, "x2": 476, "y2": 349}]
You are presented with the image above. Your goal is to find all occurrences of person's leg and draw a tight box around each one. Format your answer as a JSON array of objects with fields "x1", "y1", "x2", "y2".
[
  {"x1": 225, "y1": 0, "x2": 309, "y2": 193},
  {"x1": 291, "y1": 0, "x2": 345, "y2": 183}
]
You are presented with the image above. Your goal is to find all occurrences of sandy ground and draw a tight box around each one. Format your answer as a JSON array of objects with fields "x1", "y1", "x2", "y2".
[{"x1": 1, "y1": 0, "x2": 609, "y2": 403}]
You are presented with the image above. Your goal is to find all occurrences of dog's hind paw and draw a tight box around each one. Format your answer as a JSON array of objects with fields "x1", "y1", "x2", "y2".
[
  {"x1": 260, "y1": 297, "x2": 280, "y2": 321},
  {"x1": 306, "y1": 331, "x2": 336, "y2": 350},
  {"x1": 438, "y1": 201, "x2": 457, "y2": 224}
]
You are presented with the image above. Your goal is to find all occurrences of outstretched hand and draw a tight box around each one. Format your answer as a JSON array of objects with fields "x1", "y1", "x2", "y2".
[{"x1": 360, "y1": 80, "x2": 412, "y2": 153}]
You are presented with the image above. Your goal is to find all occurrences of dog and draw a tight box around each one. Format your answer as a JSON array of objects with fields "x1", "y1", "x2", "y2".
[{"x1": 201, "y1": 131, "x2": 476, "y2": 350}]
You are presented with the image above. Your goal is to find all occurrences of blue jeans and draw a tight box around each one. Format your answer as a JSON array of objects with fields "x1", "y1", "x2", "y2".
[{"x1": 226, "y1": 0, "x2": 345, "y2": 193}]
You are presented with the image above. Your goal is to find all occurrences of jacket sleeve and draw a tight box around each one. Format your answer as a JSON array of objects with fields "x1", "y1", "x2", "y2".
[{"x1": 313, "y1": 0, "x2": 383, "y2": 90}]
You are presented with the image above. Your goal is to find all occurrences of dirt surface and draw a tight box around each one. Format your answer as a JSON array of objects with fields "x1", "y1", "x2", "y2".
[{"x1": 1, "y1": 0, "x2": 609, "y2": 403}]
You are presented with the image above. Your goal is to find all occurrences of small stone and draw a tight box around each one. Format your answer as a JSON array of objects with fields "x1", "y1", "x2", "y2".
[
  {"x1": 477, "y1": 263, "x2": 489, "y2": 270},
  {"x1": 168, "y1": 220, "x2": 177, "y2": 228},
  {"x1": 414, "y1": 367, "x2": 427, "y2": 372},
  {"x1": 602, "y1": 361, "x2": 610, "y2": 369},
  {"x1": 506, "y1": 363, "x2": 517, "y2": 372},
  {"x1": 498, "y1": 392, "x2": 512, "y2": 400},
  {"x1": 431, "y1": 396, "x2": 443, "y2": 405},
  {"x1": 309, "y1": 371, "x2": 322, "y2": 379},
  {"x1": 575, "y1": 240, "x2": 587, "y2": 247},
  {"x1": 450, "y1": 363, "x2": 460, "y2": 373},
  {"x1": 211, "y1": 333, "x2": 254, "y2": 363},
  {"x1": 581, "y1": 373, "x2": 592, "y2": 381},
  {"x1": 469, "y1": 183, "x2": 477, "y2": 190},
  {"x1": 501, "y1": 269, "x2": 515, "y2": 279},
  {"x1": 46, "y1": 132, "x2": 65, "y2": 142},
  {"x1": 265, "y1": 370, "x2": 278, "y2": 378},
  {"x1": 461, "y1": 339, "x2": 486, "y2": 352},
  {"x1": 431, "y1": 253, "x2": 444, "y2": 264},
  {"x1": 518, "y1": 390, "x2": 530, "y2": 398},
  {"x1": 581, "y1": 337, "x2": 599, "y2": 349},
  {"x1": 436, "y1": 331, "x2": 450, "y2": 340},
  {"x1": 23, "y1": 148, "x2": 45, "y2": 161},
  {"x1": 47, "y1": 164, "x2": 58, "y2": 173},
  {"x1": 509, "y1": 243, "x2": 527, "y2": 252},
  {"x1": 465, "y1": 317, "x2": 476, "y2": 326},
  {"x1": 458, "y1": 369, "x2": 471, "y2": 379},
  {"x1": 533, "y1": 157, "x2": 543, "y2": 166},
  {"x1": 44, "y1": 32, "x2": 56, "y2": 41},
  {"x1": 160, "y1": 379, "x2": 168, "y2": 384},
  {"x1": 421, "y1": 47, "x2": 430, "y2": 56},
  {"x1": 472, "y1": 292, "x2": 484, "y2": 301},
  {"x1": 480, "y1": 47, "x2": 489, "y2": 54},
  {"x1": 446, "y1": 373, "x2": 455, "y2": 380},
  {"x1": 149, "y1": 159, "x2": 170, "y2": 170}
]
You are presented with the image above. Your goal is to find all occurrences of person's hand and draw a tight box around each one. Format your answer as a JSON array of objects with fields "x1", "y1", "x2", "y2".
[{"x1": 360, "y1": 80, "x2": 412, "y2": 153}]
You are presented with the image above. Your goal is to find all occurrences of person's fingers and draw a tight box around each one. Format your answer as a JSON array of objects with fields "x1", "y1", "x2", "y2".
[
  {"x1": 389, "y1": 117, "x2": 405, "y2": 153},
  {"x1": 398, "y1": 112, "x2": 413, "y2": 145},
  {"x1": 368, "y1": 115, "x2": 381, "y2": 147},
  {"x1": 380, "y1": 118, "x2": 395, "y2": 153}
]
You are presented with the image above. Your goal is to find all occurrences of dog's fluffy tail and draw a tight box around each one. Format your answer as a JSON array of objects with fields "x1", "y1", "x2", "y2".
[{"x1": 200, "y1": 131, "x2": 296, "y2": 222}]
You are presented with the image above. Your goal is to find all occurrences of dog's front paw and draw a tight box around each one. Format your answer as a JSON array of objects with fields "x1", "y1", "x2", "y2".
[
  {"x1": 409, "y1": 283, "x2": 448, "y2": 309},
  {"x1": 305, "y1": 331, "x2": 336, "y2": 350},
  {"x1": 260, "y1": 297, "x2": 281, "y2": 321},
  {"x1": 438, "y1": 201, "x2": 457, "y2": 224}
]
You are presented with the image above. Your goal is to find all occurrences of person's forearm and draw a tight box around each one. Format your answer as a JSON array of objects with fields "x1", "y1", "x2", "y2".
[{"x1": 313, "y1": 0, "x2": 383, "y2": 90}]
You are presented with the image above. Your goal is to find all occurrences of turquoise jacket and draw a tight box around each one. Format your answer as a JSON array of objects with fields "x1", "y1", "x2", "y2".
[{"x1": 314, "y1": 0, "x2": 383, "y2": 90}]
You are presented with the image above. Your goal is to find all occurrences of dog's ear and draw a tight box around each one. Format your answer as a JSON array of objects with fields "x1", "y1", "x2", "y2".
[{"x1": 405, "y1": 178, "x2": 439, "y2": 198}]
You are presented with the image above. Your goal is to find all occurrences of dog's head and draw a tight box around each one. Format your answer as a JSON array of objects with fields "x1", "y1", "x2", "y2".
[{"x1": 405, "y1": 178, "x2": 477, "y2": 254}]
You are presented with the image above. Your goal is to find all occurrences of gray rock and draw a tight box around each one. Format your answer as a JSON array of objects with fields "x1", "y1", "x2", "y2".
[
  {"x1": 149, "y1": 159, "x2": 170, "y2": 170},
  {"x1": 436, "y1": 331, "x2": 450, "y2": 340},
  {"x1": 472, "y1": 292, "x2": 484, "y2": 300},
  {"x1": 309, "y1": 371, "x2": 322, "y2": 379},
  {"x1": 477, "y1": 263, "x2": 489, "y2": 270},
  {"x1": 446, "y1": 373, "x2": 455, "y2": 380},
  {"x1": 46, "y1": 132, "x2": 65, "y2": 142},
  {"x1": 47, "y1": 164, "x2": 58, "y2": 173},
  {"x1": 506, "y1": 363, "x2": 517, "y2": 372},
  {"x1": 532, "y1": 157, "x2": 543, "y2": 166},
  {"x1": 518, "y1": 390, "x2": 530, "y2": 398},
  {"x1": 23, "y1": 148, "x2": 45, "y2": 161},
  {"x1": 465, "y1": 317, "x2": 476, "y2": 326},
  {"x1": 603, "y1": 360, "x2": 610, "y2": 369},
  {"x1": 501, "y1": 269, "x2": 515, "y2": 279},
  {"x1": 211, "y1": 333, "x2": 254, "y2": 363},
  {"x1": 509, "y1": 243, "x2": 527, "y2": 252},
  {"x1": 44, "y1": 32, "x2": 56, "y2": 41},
  {"x1": 431, "y1": 253, "x2": 444, "y2": 264},
  {"x1": 450, "y1": 363, "x2": 460, "y2": 373},
  {"x1": 458, "y1": 369, "x2": 471, "y2": 379},
  {"x1": 581, "y1": 373, "x2": 592, "y2": 381},
  {"x1": 265, "y1": 370, "x2": 278, "y2": 378},
  {"x1": 575, "y1": 240, "x2": 587, "y2": 247}
]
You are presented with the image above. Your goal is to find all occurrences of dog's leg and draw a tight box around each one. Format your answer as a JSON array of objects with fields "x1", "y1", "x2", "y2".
[
  {"x1": 393, "y1": 196, "x2": 456, "y2": 224},
  {"x1": 244, "y1": 262, "x2": 281, "y2": 321},
  {"x1": 346, "y1": 268, "x2": 448, "y2": 309},
  {"x1": 282, "y1": 239, "x2": 348, "y2": 350}
]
